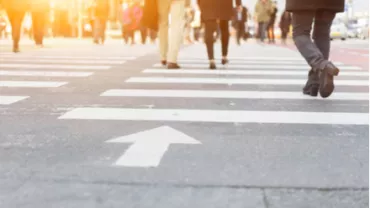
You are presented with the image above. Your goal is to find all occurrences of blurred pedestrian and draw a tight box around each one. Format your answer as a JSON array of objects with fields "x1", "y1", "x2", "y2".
[
  {"x1": 191, "y1": 9, "x2": 202, "y2": 42},
  {"x1": 121, "y1": 1, "x2": 142, "y2": 45},
  {"x1": 267, "y1": 1, "x2": 277, "y2": 43},
  {"x1": 279, "y1": 11, "x2": 291, "y2": 45},
  {"x1": 157, "y1": 0, "x2": 190, "y2": 69},
  {"x1": 2, "y1": 0, "x2": 29, "y2": 52},
  {"x1": 30, "y1": 0, "x2": 50, "y2": 47},
  {"x1": 184, "y1": 8, "x2": 194, "y2": 44},
  {"x1": 232, "y1": 5, "x2": 248, "y2": 45},
  {"x1": 197, "y1": 0, "x2": 242, "y2": 69},
  {"x1": 286, "y1": 0, "x2": 343, "y2": 98},
  {"x1": 92, "y1": 0, "x2": 110, "y2": 44},
  {"x1": 254, "y1": 0, "x2": 273, "y2": 43}
]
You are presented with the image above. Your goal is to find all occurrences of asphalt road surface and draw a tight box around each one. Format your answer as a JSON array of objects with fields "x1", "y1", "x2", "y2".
[{"x1": 0, "y1": 38, "x2": 368, "y2": 208}]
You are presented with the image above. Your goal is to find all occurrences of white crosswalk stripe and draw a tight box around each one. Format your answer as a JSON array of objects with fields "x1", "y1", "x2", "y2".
[
  {"x1": 0, "y1": 51, "x2": 135, "y2": 105},
  {"x1": 59, "y1": 47, "x2": 369, "y2": 126}
]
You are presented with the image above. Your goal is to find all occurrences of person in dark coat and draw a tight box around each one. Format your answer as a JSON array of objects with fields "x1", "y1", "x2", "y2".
[
  {"x1": 197, "y1": 0, "x2": 242, "y2": 69},
  {"x1": 267, "y1": 1, "x2": 277, "y2": 43},
  {"x1": 2, "y1": 0, "x2": 29, "y2": 52},
  {"x1": 92, "y1": 0, "x2": 110, "y2": 44},
  {"x1": 279, "y1": 11, "x2": 291, "y2": 45},
  {"x1": 232, "y1": 5, "x2": 248, "y2": 45},
  {"x1": 286, "y1": 0, "x2": 344, "y2": 98}
]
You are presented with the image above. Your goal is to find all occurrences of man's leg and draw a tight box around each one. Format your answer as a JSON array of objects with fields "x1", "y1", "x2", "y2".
[
  {"x1": 157, "y1": 0, "x2": 171, "y2": 63},
  {"x1": 313, "y1": 10, "x2": 338, "y2": 98},
  {"x1": 93, "y1": 18, "x2": 101, "y2": 43},
  {"x1": 236, "y1": 22, "x2": 241, "y2": 44},
  {"x1": 7, "y1": 9, "x2": 25, "y2": 52},
  {"x1": 220, "y1": 20, "x2": 230, "y2": 59},
  {"x1": 293, "y1": 11, "x2": 338, "y2": 98},
  {"x1": 292, "y1": 11, "x2": 328, "y2": 70},
  {"x1": 313, "y1": 10, "x2": 336, "y2": 60},
  {"x1": 167, "y1": 0, "x2": 185, "y2": 64},
  {"x1": 204, "y1": 20, "x2": 217, "y2": 60},
  {"x1": 100, "y1": 17, "x2": 107, "y2": 43}
]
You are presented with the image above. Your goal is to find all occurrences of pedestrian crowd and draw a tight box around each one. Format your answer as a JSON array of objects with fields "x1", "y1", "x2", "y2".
[{"x1": 0, "y1": 0, "x2": 344, "y2": 99}]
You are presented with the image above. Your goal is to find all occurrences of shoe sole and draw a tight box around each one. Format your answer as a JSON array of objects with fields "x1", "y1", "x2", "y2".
[{"x1": 319, "y1": 68, "x2": 339, "y2": 98}]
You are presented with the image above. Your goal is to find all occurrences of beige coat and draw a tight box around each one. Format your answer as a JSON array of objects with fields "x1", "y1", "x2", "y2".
[{"x1": 254, "y1": 0, "x2": 273, "y2": 23}]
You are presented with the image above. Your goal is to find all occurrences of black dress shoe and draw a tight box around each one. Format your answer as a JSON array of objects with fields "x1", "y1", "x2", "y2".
[
  {"x1": 319, "y1": 62, "x2": 340, "y2": 98},
  {"x1": 303, "y1": 69, "x2": 319, "y2": 97},
  {"x1": 167, "y1": 62, "x2": 181, "y2": 69}
]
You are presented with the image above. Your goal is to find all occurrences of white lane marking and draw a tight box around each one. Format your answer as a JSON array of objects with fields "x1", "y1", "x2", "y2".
[
  {"x1": 106, "y1": 126, "x2": 200, "y2": 167},
  {"x1": 126, "y1": 77, "x2": 369, "y2": 86},
  {"x1": 153, "y1": 63, "x2": 362, "y2": 70},
  {"x1": 178, "y1": 57, "x2": 305, "y2": 61},
  {"x1": 59, "y1": 108, "x2": 369, "y2": 125},
  {"x1": 0, "y1": 64, "x2": 111, "y2": 70},
  {"x1": 0, "y1": 81, "x2": 67, "y2": 88},
  {"x1": 0, "y1": 70, "x2": 93, "y2": 77},
  {"x1": 143, "y1": 69, "x2": 369, "y2": 77},
  {"x1": 101, "y1": 89, "x2": 369, "y2": 101},
  {"x1": 178, "y1": 59, "x2": 344, "y2": 65},
  {"x1": 0, "y1": 96, "x2": 29, "y2": 105},
  {"x1": 0, "y1": 59, "x2": 126, "y2": 64},
  {"x1": 0, "y1": 55, "x2": 136, "y2": 60}
]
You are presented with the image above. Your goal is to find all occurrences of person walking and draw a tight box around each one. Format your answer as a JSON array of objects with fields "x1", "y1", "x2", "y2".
[
  {"x1": 286, "y1": 0, "x2": 343, "y2": 98},
  {"x1": 157, "y1": 0, "x2": 190, "y2": 69},
  {"x1": 1, "y1": 0, "x2": 29, "y2": 52},
  {"x1": 30, "y1": 0, "x2": 50, "y2": 47},
  {"x1": 92, "y1": 0, "x2": 110, "y2": 44},
  {"x1": 266, "y1": 1, "x2": 277, "y2": 43},
  {"x1": 197, "y1": 0, "x2": 242, "y2": 69},
  {"x1": 233, "y1": 5, "x2": 248, "y2": 45},
  {"x1": 279, "y1": 11, "x2": 291, "y2": 45},
  {"x1": 254, "y1": 0, "x2": 272, "y2": 43}
]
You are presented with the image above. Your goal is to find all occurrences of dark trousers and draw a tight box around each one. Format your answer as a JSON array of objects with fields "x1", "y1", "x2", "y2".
[
  {"x1": 235, "y1": 21, "x2": 245, "y2": 44},
  {"x1": 292, "y1": 10, "x2": 336, "y2": 70},
  {"x1": 6, "y1": 9, "x2": 26, "y2": 48},
  {"x1": 257, "y1": 22, "x2": 267, "y2": 42},
  {"x1": 31, "y1": 11, "x2": 46, "y2": 45},
  {"x1": 204, "y1": 20, "x2": 229, "y2": 60}
]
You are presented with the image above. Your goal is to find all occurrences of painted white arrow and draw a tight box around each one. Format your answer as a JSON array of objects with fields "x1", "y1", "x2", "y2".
[{"x1": 106, "y1": 126, "x2": 201, "y2": 167}]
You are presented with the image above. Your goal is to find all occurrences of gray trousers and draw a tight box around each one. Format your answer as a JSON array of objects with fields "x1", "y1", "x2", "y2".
[{"x1": 292, "y1": 10, "x2": 336, "y2": 71}]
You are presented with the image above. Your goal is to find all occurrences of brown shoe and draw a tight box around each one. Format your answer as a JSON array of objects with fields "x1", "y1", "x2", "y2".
[
  {"x1": 167, "y1": 62, "x2": 181, "y2": 69},
  {"x1": 161, "y1": 60, "x2": 167, "y2": 66}
]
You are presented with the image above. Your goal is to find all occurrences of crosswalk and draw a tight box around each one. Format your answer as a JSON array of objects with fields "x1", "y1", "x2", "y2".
[
  {"x1": 0, "y1": 51, "x2": 136, "y2": 106},
  {"x1": 58, "y1": 43, "x2": 369, "y2": 126}
]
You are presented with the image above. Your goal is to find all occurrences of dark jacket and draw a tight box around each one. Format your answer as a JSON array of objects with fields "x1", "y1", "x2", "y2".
[
  {"x1": 197, "y1": 0, "x2": 242, "y2": 21},
  {"x1": 285, "y1": 0, "x2": 345, "y2": 12},
  {"x1": 233, "y1": 6, "x2": 247, "y2": 22}
]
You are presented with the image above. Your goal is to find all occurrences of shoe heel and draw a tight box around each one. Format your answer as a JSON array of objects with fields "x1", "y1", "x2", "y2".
[{"x1": 310, "y1": 85, "x2": 319, "y2": 97}]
